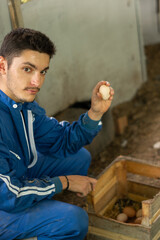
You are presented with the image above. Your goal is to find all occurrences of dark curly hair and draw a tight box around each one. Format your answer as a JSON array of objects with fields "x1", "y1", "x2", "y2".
[{"x1": 0, "y1": 28, "x2": 56, "y2": 68}]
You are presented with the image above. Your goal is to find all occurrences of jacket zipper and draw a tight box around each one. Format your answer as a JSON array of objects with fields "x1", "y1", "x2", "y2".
[
  {"x1": 27, "y1": 110, "x2": 37, "y2": 168},
  {"x1": 20, "y1": 111, "x2": 31, "y2": 160}
]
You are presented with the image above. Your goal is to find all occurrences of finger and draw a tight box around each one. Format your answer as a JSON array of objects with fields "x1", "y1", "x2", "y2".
[
  {"x1": 97, "y1": 91, "x2": 103, "y2": 99},
  {"x1": 77, "y1": 192, "x2": 87, "y2": 198},
  {"x1": 77, "y1": 192, "x2": 84, "y2": 197},
  {"x1": 108, "y1": 95, "x2": 114, "y2": 101},
  {"x1": 90, "y1": 182, "x2": 97, "y2": 191},
  {"x1": 110, "y1": 87, "x2": 114, "y2": 96},
  {"x1": 88, "y1": 178, "x2": 97, "y2": 191},
  {"x1": 105, "y1": 81, "x2": 110, "y2": 86},
  {"x1": 99, "y1": 80, "x2": 111, "y2": 89},
  {"x1": 90, "y1": 182, "x2": 93, "y2": 191},
  {"x1": 88, "y1": 177, "x2": 97, "y2": 184},
  {"x1": 99, "y1": 80, "x2": 110, "y2": 86},
  {"x1": 94, "y1": 81, "x2": 109, "y2": 94}
]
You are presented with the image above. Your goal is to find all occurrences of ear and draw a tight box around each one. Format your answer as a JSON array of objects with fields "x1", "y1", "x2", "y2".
[{"x1": 0, "y1": 56, "x2": 7, "y2": 75}]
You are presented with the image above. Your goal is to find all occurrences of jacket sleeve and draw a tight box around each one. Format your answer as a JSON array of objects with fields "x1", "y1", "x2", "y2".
[
  {"x1": 34, "y1": 112, "x2": 102, "y2": 158},
  {"x1": 0, "y1": 130, "x2": 63, "y2": 213},
  {"x1": 0, "y1": 112, "x2": 102, "y2": 213}
]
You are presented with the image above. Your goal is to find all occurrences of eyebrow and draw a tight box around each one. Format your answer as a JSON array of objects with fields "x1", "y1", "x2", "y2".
[{"x1": 22, "y1": 62, "x2": 49, "y2": 72}]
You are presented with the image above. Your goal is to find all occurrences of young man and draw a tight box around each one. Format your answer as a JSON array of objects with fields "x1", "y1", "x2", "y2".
[{"x1": 0, "y1": 28, "x2": 114, "y2": 240}]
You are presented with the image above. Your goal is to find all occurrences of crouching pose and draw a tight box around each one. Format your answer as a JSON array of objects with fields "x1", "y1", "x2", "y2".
[{"x1": 0, "y1": 28, "x2": 114, "y2": 240}]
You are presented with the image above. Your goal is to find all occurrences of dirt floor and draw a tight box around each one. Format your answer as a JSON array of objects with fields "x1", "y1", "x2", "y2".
[{"x1": 55, "y1": 43, "x2": 160, "y2": 209}]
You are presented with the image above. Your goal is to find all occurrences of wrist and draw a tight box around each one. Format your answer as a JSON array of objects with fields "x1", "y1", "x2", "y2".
[
  {"x1": 64, "y1": 175, "x2": 69, "y2": 190},
  {"x1": 88, "y1": 109, "x2": 103, "y2": 121},
  {"x1": 59, "y1": 176, "x2": 70, "y2": 190}
]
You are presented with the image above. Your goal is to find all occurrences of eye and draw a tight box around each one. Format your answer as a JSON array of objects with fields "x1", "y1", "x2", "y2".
[
  {"x1": 41, "y1": 70, "x2": 47, "y2": 75},
  {"x1": 24, "y1": 67, "x2": 31, "y2": 73}
]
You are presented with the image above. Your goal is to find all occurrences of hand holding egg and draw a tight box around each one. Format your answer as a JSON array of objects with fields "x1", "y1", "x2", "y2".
[
  {"x1": 88, "y1": 80, "x2": 114, "y2": 121},
  {"x1": 99, "y1": 85, "x2": 111, "y2": 100}
]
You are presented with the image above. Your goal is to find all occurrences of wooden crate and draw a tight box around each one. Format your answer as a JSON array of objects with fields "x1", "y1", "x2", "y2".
[{"x1": 87, "y1": 156, "x2": 160, "y2": 240}]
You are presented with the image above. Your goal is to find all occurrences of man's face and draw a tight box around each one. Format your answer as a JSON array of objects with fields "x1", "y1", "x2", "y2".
[{"x1": 0, "y1": 50, "x2": 50, "y2": 102}]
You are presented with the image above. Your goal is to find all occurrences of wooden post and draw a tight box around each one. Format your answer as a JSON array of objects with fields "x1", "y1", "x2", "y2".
[
  {"x1": 7, "y1": 0, "x2": 24, "y2": 29},
  {"x1": 115, "y1": 115, "x2": 128, "y2": 135}
]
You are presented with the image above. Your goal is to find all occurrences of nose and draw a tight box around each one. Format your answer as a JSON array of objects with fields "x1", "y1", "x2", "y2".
[{"x1": 31, "y1": 72, "x2": 41, "y2": 87}]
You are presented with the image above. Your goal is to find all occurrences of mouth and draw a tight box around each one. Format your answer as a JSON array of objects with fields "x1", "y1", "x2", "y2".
[{"x1": 24, "y1": 88, "x2": 40, "y2": 94}]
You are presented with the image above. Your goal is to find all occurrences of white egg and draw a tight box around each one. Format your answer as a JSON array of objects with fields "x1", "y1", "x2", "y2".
[
  {"x1": 116, "y1": 213, "x2": 128, "y2": 222},
  {"x1": 99, "y1": 85, "x2": 110, "y2": 100}
]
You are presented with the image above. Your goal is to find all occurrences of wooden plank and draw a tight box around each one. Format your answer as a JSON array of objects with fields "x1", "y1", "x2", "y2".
[
  {"x1": 94, "y1": 164, "x2": 116, "y2": 195},
  {"x1": 142, "y1": 192, "x2": 160, "y2": 226},
  {"x1": 151, "y1": 208, "x2": 160, "y2": 225},
  {"x1": 94, "y1": 182, "x2": 117, "y2": 213},
  {"x1": 99, "y1": 196, "x2": 117, "y2": 216},
  {"x1": 127, "y1": 173, "x2": 160, "y2": 189},
  {"x1": 126, "y1": 160, "x2": 160, "y2": 179},
  {"x1": 94, "y1": 176, "x2": 117, "y2": 205},
  {"x1": 150, "y1": 192, "x2": 160, "y2": 223},
  {"x1": 88, "y1": 226, "x2": 139, "y2": 240},
  {"x1": 152, "y1": 231, "x2": 160, "y2": 240},
  {"x1": 128, "y1": 181, "x2": 160, "y2": 199},
  {"x1": 95, "y1": 155, "x2": 160, "y2": 187},
  {"x1": 128, "y1": 193, "x2": 148, "y2": 202},
  {"x1": 115, "y1": 160, "x2": 128, "y2": 198},
  {"x1": 141, "y1": 200, "x2": 150, "y2": 227},
  {"x1": 87, "y1": 232, "x2": 108, "y2": 240},
  {"x1": 93, "y1": 163, "x2": 117, "y2": 213},
  {"x1": 151, "y1": 215, "x2": 160, "y2": 240},
  {"x1": 89, "y1": 213, "x2": 151, "y2": 240}
]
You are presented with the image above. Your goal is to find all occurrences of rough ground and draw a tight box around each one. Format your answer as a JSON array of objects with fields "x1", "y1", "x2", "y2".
[{"x1": 55, "y1": 43, "x2": 160, "y2": 209}]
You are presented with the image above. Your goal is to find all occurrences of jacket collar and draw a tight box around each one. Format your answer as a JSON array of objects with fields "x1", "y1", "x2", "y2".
[{"x1": 0, "y1": 90, "x2": 45, "y2": 115}]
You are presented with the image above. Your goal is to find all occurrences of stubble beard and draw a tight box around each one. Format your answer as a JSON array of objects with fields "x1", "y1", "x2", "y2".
[{"x1": 6, "y1": 73, "x2": 39, "y2": 103}]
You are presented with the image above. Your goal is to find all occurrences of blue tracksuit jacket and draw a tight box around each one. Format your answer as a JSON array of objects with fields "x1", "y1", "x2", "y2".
[{"x1": 0, "y1": 90, "x2": 102, "y2": 213}]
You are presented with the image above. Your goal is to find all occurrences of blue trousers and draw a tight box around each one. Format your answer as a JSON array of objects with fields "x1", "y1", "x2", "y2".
[{"x1": 0, "y1": 148, "x2": 91, "y2": 240}]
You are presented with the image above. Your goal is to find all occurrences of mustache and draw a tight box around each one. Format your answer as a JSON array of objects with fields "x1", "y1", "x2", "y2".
[{"x1": 24, "y1": 87, "x2": 40, "y2": 92}]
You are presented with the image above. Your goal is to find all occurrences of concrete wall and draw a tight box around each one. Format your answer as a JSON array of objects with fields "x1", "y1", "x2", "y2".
[
  {"x1": 139, "y1": 0, "x2": 160, "y2": 45},
  {"x1": 21, "y1": 0, "x2": 146, "y2": 116},
  {"x1": 0, "y1": 0, "x2": 11, "y2": 45}
]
